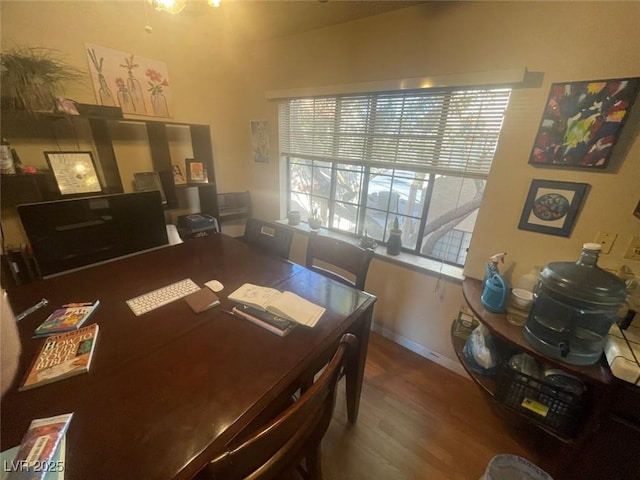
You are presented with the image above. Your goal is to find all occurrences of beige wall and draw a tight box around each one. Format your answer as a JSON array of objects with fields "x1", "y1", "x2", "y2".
[{"x1": 2, "y1": 1, "x2": 639, "y2": 373}]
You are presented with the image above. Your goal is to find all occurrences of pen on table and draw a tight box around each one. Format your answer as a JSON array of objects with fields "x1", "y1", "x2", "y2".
[
  {"x1": 221, "y1": 309, "x2": 238, "y2": 317},
  {"x1": 16, "y1": 298, "x2": 49, "y2": 321}
]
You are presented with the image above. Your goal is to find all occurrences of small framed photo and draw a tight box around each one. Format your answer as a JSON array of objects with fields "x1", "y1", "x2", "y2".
[
  {"x1": 518, "y1": 179, "x2": 589, "y2": 237},
  {"x1": 185, "y1": 159, "x2": 208, "y2": 183},
  {"x1": 44, "y1": 151, "x2": 102, "y2": 196},
  {"x1": 172, "y1": 164, "x2": 186, "y2": 185}
]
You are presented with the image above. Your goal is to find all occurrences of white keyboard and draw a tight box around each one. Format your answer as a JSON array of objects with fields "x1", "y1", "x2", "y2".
[{"x1": 126, "y1": 278, "x2": 200, "y2": 316}]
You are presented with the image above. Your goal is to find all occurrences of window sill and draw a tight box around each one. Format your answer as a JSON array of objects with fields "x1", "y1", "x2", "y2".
[{"x1": 275, "y1": 220, "x2": 464, "y2": 283}]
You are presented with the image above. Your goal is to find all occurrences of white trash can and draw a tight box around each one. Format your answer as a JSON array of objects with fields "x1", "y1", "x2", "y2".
[{"x1": 481, "y1": 454, "x2": 553, "y2": 480}]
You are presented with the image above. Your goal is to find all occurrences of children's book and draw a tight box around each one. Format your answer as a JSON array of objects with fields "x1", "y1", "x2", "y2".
[
  {"x1": 4, "y1": 413, "x2": 71, "y2": 480},
  {"x1": 0, "y1": 436, "x2": 66, "y2": 480},
  {"x1": 232, "y1": 304, "x2": 296, "y2": 337},
  {"x1": 20, "y1": 324, "x2": 99, "y2": 391},
  {"x1": 228, "y1": 283, "x2": 325, "y2": 327},
  {"x1": 33, "y1": 301, "x2": 100, "y2": 337}
]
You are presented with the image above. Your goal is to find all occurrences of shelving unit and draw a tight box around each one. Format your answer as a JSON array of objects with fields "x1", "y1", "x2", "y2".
[
  {"x1": 0, "y1": 110, "x2": 219, "y2": 217},
  {"x1": 456, "y1": 277, "x2": 640, "y2": 479},
  {"x1": 0, "y1": 173, "x2": 56, "y2": 207}
]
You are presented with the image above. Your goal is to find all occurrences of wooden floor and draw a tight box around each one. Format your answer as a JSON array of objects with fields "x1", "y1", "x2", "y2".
[{"x1": 322, "y1": 332, "x2": 558, "y2": 479}]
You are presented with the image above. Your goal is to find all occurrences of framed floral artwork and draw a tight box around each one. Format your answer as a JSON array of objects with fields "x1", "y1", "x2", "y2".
[
  {"x1": 529, "y1": 77, "x2": 640, "y2": 168},
  {"x1": 518, "y1": 180, "x2": 589, "y2": 237},
  {"x1": 186, "y1": 159, "x2": 208, "y2": 184},
  {"x1": 86, "y1": 43, "x2": 172, "y2": 118},
  {"x1": 44, "y1": 151, "x2": 102, "y2": 196}
]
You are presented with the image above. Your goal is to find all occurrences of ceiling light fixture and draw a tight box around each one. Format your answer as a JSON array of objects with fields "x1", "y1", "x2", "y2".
[
  {"x1": 148, "y1": 0, "x2": 186, "y2": 15},
  {"x1": 148, "y1": 0, "x2": 221, "y2": 15}
]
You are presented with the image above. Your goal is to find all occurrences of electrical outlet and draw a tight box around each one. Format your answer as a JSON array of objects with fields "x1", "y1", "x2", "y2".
[
  {"x1": 595, "y1": 231, "x2": 617, "y2": 254},
  {"x1": 624, "y1": 236, "x2": 640, "y2": 261}
]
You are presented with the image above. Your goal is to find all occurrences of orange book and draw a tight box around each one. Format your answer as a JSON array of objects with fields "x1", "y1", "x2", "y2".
[{"x1": 20, "y1": 324, "x2": 99, "y2": 391}]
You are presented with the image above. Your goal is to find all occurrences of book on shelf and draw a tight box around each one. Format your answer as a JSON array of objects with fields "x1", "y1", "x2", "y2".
[
  {"x1": 232, "y1": 304, "x2": 296, "y2": 337},
  {"x1": 33, "y1": 300, "x2": 100, "y2": 337},
  {"x1": 228, "y1": 283, "x2": 325, "y2": 328},
  {"x1": 20, "y1": 324, "x2": 99, "y2": 391},
  {"x1": 3, "y1": 413, "x2": 71, "y2": 480}
]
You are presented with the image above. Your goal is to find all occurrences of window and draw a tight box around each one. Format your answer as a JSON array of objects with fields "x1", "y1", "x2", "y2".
[{"x1": 280, "y1": 87, "x2": 511, "y2": 267}]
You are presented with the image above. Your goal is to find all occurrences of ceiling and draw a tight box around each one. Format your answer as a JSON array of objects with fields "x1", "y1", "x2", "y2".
[{"x1": 181, "y1": 0, "x2": 425, "y2": 42}]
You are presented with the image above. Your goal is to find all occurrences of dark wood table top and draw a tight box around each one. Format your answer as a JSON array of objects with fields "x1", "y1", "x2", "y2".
[{"x1": 1, "y1": 234, "x2": 376, "y2": 480}]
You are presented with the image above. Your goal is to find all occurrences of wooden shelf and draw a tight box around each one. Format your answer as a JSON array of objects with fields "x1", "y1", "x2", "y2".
[
  {"x1": 454, "y1": 278, "x2": 625, "y2": 448},
  {"x1": 453, "y1": 283, "x2": 639, "y2": 477},
  {"x1": 462, "y1": 278, "x2": 613, "y2": 387},
  {"x1": 1, "y1": 110, "x2": 220, "y2": 218},
  {"x1": 0, "y1": 173, "x2": 57, "y2": 207},
  {"x1": 450, "y1": 319, "x2": 578, "y2": 444}
]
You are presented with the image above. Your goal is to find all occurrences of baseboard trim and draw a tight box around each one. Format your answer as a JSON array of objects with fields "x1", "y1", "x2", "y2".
[{"x1": 371, "y1": 324, "x2": 469, "y2": 379}]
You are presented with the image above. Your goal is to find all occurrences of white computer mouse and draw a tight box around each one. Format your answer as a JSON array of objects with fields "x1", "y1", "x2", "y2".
[{"x1": 205, "y1": 280, "x2": 224, "y2": 293}]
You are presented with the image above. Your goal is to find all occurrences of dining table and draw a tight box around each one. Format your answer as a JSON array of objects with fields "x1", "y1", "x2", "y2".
[{"x1": 1, "y1": 233, "x2": 376, "y2": 480}]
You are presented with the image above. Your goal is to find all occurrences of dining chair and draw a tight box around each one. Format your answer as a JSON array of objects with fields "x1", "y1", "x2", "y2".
[
  {"x1": 199, "y1": 333, "x2": 357, "y2": 480},
  {"x1": 242, "y1": 218, "x2": 294, "y2": 260},
  {"x1": 305, "y1": 234, "x2": 374, "y2": 290}
]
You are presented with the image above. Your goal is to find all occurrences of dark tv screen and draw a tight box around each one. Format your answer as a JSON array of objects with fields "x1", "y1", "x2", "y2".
[{"x1": 18, "y1": 191, "x2": 169, "y2": 277}]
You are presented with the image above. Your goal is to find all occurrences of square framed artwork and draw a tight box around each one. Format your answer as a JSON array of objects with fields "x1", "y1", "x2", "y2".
[
  {"x1": 44, "y1": 151, "x2": 102, "y2": 196},
  {"x1": 518, "y1": 180, "x2": 589, "y2": 237},
  {"x1": 529, "y1": 77, "x2": 640, "y2": 168},
  {"x1": 185, "y1": 159, "x2": 208, "y2": 184}
]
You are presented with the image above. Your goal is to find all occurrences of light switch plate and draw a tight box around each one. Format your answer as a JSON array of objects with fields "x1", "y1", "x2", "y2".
[
  {"x1": 595, "y1": 231, "x2": 617, "y2": 254},
  {"x1": 624, "y1": 236, "x2": 640, "y2": 261}
]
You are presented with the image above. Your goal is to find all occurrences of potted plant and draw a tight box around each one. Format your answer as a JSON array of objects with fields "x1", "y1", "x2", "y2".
[
  {"x1": 308, "y1": 205, "x2": 322, "y2": 230},
  {"x1": 1, "y1": 46, "x2": 84, "y2": 113},
  {"x1": 386, "y1": 216, "x2": 403, "y2": 256}
]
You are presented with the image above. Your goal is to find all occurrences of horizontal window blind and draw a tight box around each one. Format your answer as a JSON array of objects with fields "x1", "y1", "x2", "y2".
[{"x1": 279, "y1": 88, "x2": 511, "y2": 178}]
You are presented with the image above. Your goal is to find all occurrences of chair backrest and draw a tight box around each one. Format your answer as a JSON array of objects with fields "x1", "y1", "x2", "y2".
[
  {"x1": 205, "y1": 333, "x2": 357, "y2": 480},
  {"x1": 243, "y1": 218, "x2": 294, "y2": 260},
  {"x1": 217, "y1": 191, "x2": 252, "y2": 223},
  {"x1": 305, "y1": 234, "x2": 374, "y2": 290}
]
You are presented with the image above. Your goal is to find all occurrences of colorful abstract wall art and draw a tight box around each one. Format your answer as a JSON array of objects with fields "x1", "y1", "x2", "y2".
[{"x1": 529, "y1": 77, "x2": 639, "y2": 168}]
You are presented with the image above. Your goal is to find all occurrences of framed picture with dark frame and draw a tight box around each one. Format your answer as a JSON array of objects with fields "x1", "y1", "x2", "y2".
[
  {"x1": 518, "y1": 179, "x2": 589, "y2": 237},
  {"x1": 528, "y1": 77, "x2": 640, "y2": 169},
  {"x1": 185, "y1": 158, "x2": 208, "y2": 184},
  {"x1": 44, "y1": 151, "x2": 102, "y2": 196}
]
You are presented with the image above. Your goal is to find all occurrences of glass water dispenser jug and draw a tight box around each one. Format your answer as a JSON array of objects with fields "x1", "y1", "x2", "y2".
[{"x1": 524, "y1": 243, "x2": 627, "y2": 365}]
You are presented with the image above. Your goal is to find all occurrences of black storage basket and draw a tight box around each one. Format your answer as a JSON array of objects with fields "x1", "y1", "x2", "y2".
[{"x1": 494, "y1": 363, "x2": 588, "y2": 438}]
